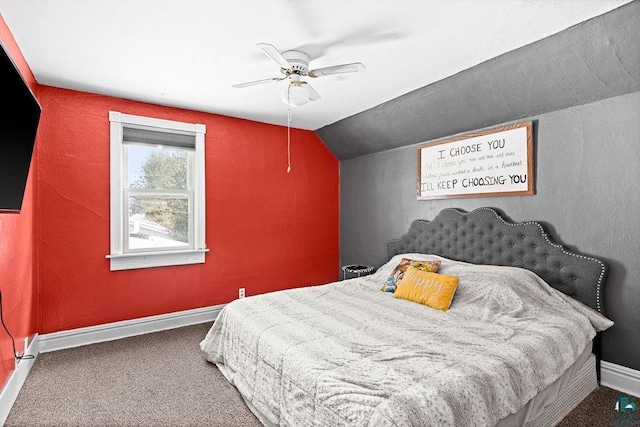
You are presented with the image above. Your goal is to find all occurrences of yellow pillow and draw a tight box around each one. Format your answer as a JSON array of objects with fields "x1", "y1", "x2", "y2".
[{"x1": 393, "y1": 266, "x2": 459, "y2": 311}]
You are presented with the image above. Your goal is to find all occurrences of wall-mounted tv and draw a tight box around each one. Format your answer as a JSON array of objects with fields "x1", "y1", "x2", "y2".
[{"x1": 0, "y1": 40, "x2": 41, "y2": 213}]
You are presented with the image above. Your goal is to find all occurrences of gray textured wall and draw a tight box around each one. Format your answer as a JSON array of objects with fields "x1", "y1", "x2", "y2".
[{"x1": 339, "y1": 92, "x2": 640, "y2": 370}]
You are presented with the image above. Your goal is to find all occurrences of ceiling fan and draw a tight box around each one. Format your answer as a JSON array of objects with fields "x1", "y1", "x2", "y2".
[{"x1": 233, "y1": 43, "x2": 365, "y2": 107}]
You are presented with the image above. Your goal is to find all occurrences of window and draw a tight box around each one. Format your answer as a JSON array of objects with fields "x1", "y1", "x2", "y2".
[{"x1": 107, "y1": 112, "x2": 207, "y2": 271}]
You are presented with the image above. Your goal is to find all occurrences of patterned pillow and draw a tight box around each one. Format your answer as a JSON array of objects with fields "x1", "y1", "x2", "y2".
[
  {"x1": 381, "y1": 258, "x2": 441, "y2": 293},
  {"x1": 393, "y1": 266, "x2": 459, "y2": 311}
]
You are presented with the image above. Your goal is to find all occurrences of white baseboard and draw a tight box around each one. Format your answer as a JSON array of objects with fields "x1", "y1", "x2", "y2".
[
  {"x1": 38, "y1": 303, "x2": 224, "y2": 353},
  {"x1": 0, "y1": 334, "x2": 40, "y2": 426},
  {"x1": 601, "y1": 361, "x2": 640, "y2": 398}
]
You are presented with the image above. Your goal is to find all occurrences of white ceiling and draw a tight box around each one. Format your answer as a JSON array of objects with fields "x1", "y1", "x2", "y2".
[{"x1": 1, "y1": 0, "x2": 632, "y2": 130}]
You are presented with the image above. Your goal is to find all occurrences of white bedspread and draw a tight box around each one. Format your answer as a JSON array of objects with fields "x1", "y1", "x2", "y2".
[{"x1": 200, "y1": 255, "x2": 613, "y2": 427}]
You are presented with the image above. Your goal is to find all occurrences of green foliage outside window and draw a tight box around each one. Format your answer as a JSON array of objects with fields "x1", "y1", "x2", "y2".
[{"x1": 131, "y1": 150, "x2": 189, "y2": 243}]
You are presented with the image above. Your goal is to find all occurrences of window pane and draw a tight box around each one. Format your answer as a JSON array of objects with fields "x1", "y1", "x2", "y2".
[
  {"x1": 128, "y1": 195, "x2": 190, "y2": 251},
  {"x1": 128, "y1": 145, "x2": 189, "y2": 190}
]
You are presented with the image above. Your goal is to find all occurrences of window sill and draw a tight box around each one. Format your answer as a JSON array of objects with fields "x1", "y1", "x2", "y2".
[{"x1": 106, "y1": 249, "x2": 209, "y2": 271}]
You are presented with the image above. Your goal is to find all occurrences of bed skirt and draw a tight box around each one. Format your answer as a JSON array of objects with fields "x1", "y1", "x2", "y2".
[{"x1": 497, "y1": 343, "x2": 596, "y2": 427}]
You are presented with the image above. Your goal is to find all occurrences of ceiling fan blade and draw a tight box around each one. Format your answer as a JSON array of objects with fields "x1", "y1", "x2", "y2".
[
  {"x1": 232, "y1": 76, "x2": 285, "y2": 88},
  {"x1": 303, "y1": 83, "x2": 321, "y2": 101},
  {"x1": 309, "y1": 62, "x2": 365, "y2": 78},
  {"x1": 256, "y1": 43, "x2": 292, "y2": 69}
]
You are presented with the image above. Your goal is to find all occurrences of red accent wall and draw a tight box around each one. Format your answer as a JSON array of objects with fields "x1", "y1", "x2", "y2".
[
  {"x1": 35, "y1": 86, "x2": 339, "y2": 333},
  {"x1": 0, "y1": 15, "x2": 338, "y2": 391},
  {"x1": 0, "y1": 15, "x2": 39, "y2": 389}
]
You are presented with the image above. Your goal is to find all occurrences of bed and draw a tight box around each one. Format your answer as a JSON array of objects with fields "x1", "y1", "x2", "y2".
[{"x1": 200, "y1": 207, "x2": 614, "y2": 426}]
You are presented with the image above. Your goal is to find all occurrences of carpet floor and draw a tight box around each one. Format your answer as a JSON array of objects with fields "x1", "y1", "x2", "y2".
[
  {"x1": 5, "y1": 322, "x2": 628, "y2": 426},
  {"x1": 6, "y1": 323, "x2": 262, "y2": 427}
]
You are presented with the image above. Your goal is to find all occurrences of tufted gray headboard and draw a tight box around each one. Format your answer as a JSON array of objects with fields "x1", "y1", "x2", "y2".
[{"x1": 387, "y1": 207, "x2": 607, "y2": 315}]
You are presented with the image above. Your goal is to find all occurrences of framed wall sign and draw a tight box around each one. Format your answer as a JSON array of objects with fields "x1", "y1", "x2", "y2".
[{"x1": 417, "y1": 122, "x2": 534, "y2": 200}]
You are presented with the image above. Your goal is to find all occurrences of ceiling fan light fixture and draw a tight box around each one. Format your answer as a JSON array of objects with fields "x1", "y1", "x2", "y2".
[
  {"x1": 281, "y1": 82, "x2": 309, "y2": 107},
  {"x1": 234, "y1": 43, "x2": 363, "y2": 107}
]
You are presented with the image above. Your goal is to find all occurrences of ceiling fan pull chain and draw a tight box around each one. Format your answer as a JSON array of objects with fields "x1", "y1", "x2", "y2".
[{"x1": 287, "y1": 85, "x2": 292, "y2": 173}]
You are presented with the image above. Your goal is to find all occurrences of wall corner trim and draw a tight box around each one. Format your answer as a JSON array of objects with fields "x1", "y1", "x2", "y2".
[
  {"x1": 0, "y1": 334, "x2": 40, "y2": 426},
  {"x1": 601, "y1": 361, "x2": 640, "y2": 398},
  {"x1": 38, "y1": 304, "x2": 225, "y2": 353}
]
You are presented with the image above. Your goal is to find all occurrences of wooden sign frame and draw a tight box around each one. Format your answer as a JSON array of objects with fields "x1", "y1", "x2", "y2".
[{"x1": 417, "y1": 122, "x2": 534, "y2": 200}]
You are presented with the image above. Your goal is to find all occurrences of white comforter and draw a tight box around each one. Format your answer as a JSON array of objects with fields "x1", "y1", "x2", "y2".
[{"x1": 200, "y1": 254, "x2": 613, "y2": 427}]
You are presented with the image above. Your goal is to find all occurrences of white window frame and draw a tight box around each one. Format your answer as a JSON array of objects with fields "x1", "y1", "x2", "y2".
[{"x1": 106, "y1": 111, "x2": 208, "y2": 271}]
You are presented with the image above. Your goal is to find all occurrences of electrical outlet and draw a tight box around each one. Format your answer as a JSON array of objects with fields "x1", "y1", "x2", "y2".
[{"x1": 239, "y1": 288, "x2": 245, "y2": 299}]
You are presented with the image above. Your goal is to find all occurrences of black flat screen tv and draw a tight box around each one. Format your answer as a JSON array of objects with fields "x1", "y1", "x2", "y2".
[{"x1": 0, "y1": 40, "x2": 41, "y2": 213}]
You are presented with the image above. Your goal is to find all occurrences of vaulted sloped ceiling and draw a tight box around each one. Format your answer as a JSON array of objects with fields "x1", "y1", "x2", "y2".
[
  {"x1": 317, "y1": 1, "x2": 640, "y2": 160},
  {"x1": 1, "y1": 1, "x2": 633, "y2": 134}
]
